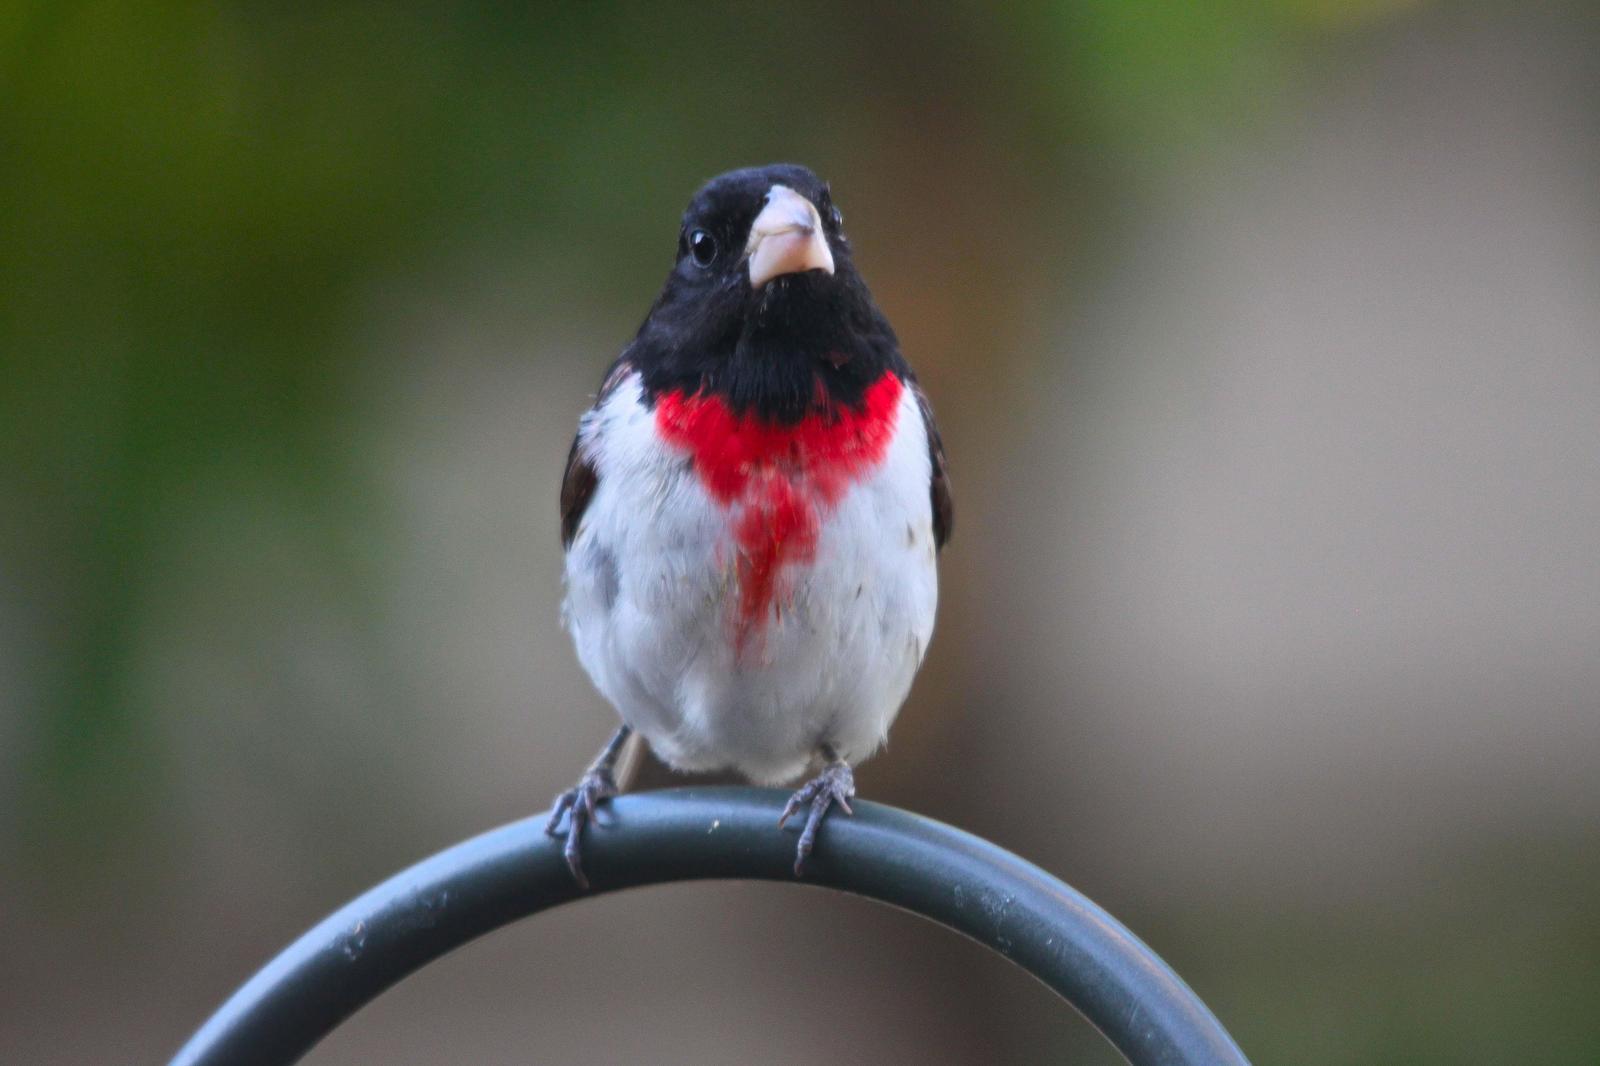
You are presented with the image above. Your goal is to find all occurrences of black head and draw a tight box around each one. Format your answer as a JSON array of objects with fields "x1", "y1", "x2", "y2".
[{"x1": 627, "y1": 164, "x2": 906, "y2": 423}]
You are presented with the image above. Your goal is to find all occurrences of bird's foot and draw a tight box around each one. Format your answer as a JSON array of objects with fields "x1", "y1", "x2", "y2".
[
  {"x1": 544, "y1": 767, "x2": 618, "y2": 889},
  {"x1": 778, "y1": 761, "x2": 855, "y2": 877}
]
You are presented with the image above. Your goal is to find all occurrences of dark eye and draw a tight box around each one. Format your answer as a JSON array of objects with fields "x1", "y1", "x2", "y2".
[
  {"x1": 688, "y1": 228, "x2": 718, "y2": 267},
  {"x1": 819, "y1": 187, "x2": 843, "y2": 231}
]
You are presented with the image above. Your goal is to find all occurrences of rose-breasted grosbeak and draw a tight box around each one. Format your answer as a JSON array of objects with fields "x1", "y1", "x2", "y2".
[{"x1": 548, "y1": 164, "x2": 951, "y2": 886}]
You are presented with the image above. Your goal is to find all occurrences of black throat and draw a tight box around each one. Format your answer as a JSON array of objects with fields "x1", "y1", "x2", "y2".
[{"x1": 630, "y1": 267, "x2": 905, "y2": 424}]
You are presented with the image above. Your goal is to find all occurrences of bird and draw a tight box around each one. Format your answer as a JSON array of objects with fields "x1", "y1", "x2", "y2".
[{"x1": 548, "y1": 163, "x2": 951, "y2": 887}]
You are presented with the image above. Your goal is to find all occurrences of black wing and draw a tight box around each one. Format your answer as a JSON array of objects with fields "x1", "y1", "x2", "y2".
[
  {"x1": 560, "y1": 359, "x2": 633, "y2": 548},
  {"x1": 912, "y1": 381, "x2": 953, "y2": 549}
]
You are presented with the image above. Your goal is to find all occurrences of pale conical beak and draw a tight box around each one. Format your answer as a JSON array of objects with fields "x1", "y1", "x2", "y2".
[{"x1": 745, "y1": 185, "x2": 835, "y2": 289}]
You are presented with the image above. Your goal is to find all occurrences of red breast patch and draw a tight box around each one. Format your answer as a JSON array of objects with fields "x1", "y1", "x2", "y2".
[{"x1": 655, "y1": 371, "x2": 904, "y2": 653}]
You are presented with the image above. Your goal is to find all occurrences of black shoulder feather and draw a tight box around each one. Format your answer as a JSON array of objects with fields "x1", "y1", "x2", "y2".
[
  {"x1": 912, "y1": 381, "x2": 953, "y2": 549},
  {"x1": 559, "y1": 359, "x2": 633, "y2": 548}
]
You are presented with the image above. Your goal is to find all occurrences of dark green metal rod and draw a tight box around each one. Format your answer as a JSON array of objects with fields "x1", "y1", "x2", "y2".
[{"x1": 169, "y1": 788, "x2": 1249, "y2": 1066}]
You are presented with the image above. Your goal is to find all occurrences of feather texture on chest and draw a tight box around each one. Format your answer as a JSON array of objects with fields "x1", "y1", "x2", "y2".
[{"x1": 562, "y1": 370, "x2": 938, "y2": 783}]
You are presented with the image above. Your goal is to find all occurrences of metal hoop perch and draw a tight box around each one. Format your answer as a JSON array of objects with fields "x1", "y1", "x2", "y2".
[{"x1": 170, "y1": 788, "x2": 1249, "y2": 1065}]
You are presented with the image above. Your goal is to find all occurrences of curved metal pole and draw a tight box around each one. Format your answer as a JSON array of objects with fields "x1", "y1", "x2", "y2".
[{"x1": 169, "y1": 788, "x2": 1249, "y2": 1066}]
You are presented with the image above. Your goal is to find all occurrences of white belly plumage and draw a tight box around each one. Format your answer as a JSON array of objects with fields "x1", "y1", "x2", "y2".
[{"x1": 562, "y1": 373, "x2": 939, "y2": 784}]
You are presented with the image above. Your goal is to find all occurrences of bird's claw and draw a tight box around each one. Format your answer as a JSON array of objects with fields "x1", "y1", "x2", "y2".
[
  {"x1": 778, "y1": 762, "x2": 855, "y2": 877},
  {"x1": 544, "y1": 768, "x2": 618, "y2": 889}
]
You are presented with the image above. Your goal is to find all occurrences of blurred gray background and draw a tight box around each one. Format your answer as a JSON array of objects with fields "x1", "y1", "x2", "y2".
[{"x1": 3, "y1": 3, "x2": 1597, "y2": 1063}]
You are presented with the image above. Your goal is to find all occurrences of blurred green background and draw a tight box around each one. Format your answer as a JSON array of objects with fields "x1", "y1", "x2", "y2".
[{"x1": 4, "y1": 2, "x2": 1599, "y2": 1063}]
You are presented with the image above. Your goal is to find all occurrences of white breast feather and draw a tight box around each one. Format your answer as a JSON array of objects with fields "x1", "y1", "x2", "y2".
[{"x1": 562, "y1": 374, "x2": 938, "y2": 784}]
